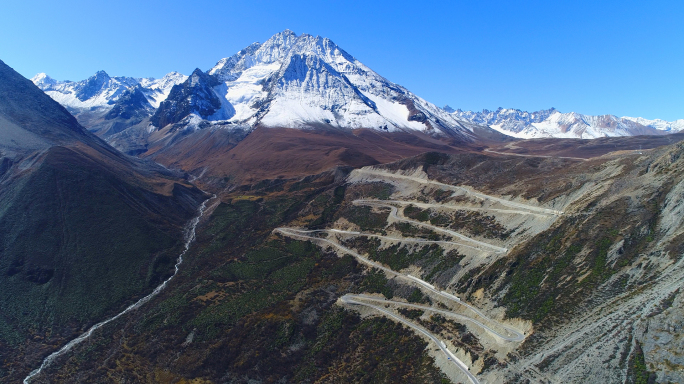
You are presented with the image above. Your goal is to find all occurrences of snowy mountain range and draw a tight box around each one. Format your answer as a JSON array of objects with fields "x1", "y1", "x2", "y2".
[
  {"x1": 31, "y1": 71, "x2": 187, "y2": 111},
  {"x1": 446, "y1": 106, "x2": 684, "y2": 139},
  {"x1": 32, "y1": 30, "x2": 488, "y2": 145},
  {"x1": 31, "y1": 30, "x2": 682, "y2": 144}
]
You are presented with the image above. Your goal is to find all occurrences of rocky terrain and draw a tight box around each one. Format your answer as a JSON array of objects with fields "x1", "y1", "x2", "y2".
[{"x1": 12, "y1": 133, "x2": 684, "y2": 383}]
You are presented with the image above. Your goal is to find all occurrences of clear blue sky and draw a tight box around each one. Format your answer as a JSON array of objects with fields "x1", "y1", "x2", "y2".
[{"x1": 1, "y1": 0, "x2": 682, "y2": 120}]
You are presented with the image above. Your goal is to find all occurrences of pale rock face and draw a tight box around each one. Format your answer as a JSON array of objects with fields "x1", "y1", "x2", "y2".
[
  {"x1": 140, "y1": 72, "x2": 189, "y2": 108},
  {"x1": 450, "y1": 107, "x2": 683, "y2": 139}
]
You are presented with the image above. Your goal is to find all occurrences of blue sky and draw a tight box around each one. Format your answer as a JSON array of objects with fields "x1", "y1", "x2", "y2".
[{"x1": 1, "y1": 0, "x2": 682, "y2": 120}]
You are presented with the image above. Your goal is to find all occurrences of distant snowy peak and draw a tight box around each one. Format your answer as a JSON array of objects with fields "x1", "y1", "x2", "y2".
[
  {"x1": 31, "y1": 73, "x2": 57, "y2": 87},
  {"x1": 199, "y1": 30, "x2": 480, "y2": 139},
  {"x1": 140, "y1": 72, "x2": 189, "y2": 108},
  {"x1": 621, "y1": 116, "x2": 684, "y2": 133},
  {"x1": 449, "y1": 107, "x2": 683, "y2": 139},
  {"x1": 451, "y1": 107, "x2": 558, "y2": 134},
  {"x1": 34, "y1": 30, "x2": 490, "y2": 141},
  {"x1": 32, "y1": 70, "x2": 186, "y2": 111},
  {"x1": 208, "y1": 29, "x2": 298, "y2": 82},
  {"x1": 104, "y1": 85, "x2": 153, "y2": 121}
]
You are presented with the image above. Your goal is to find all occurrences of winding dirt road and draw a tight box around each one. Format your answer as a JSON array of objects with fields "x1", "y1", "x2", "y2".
[
  {"x1": 275, "y1": 191, "x2": 534, "y2": 383},
  {"x1": 353, "y1": 168, "x2": 564, "y2": 216},
  {"x1": 353, "y1": 200, "x2": 509, "y2": 253}
]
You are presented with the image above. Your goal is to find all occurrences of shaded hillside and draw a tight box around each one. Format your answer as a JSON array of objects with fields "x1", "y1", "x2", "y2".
[{"x1": 0, "y1": 59, "x2": 206, "y2": 382}]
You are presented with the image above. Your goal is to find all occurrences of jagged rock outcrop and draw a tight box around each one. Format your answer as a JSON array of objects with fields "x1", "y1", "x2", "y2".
[
  {"x1": 104, "y1": 85, "x2": 153, "y2": 121},
  {"x1": 150, "y1": 68, "x2": 225, "y2": 129}
]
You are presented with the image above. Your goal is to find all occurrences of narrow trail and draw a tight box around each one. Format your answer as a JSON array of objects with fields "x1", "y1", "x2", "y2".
[
  {"x1": 275, "y1": 190, "x2": 533, "y2": 383},
  {"x1": 299, "y1": 228, "x2": 488, "y2": 253},
  {"x1": 275, "y1": 228, "x2": 524, "y2": 340},
  {"x1": 354, "y1": 200, "x2": 508, "y2": 253},
  {"x1": 23, "y1": 195, "x2": 216, "y2": 384},
  {"x1": 344, "y1": 294, "x2": 525, "y2": 342},
  {"x1": 363, "y1": 199, "x2": 555, "y2": 218},
  {"x1": 353, "y1": 168, "x2": 564, "y2": 216},
  {"x1": 483, "y1": 148, "x2": 589, "y2": 162}
]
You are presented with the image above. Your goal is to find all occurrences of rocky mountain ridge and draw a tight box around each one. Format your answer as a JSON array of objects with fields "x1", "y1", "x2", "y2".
[
  {"x1": 0, "y1": 59, "x2": 206, "y2": 383},
  {"x1": 31, "y1": 70, "x2": 187, "y2": 112}
]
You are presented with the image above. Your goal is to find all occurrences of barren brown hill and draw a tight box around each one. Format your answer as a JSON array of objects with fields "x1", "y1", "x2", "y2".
[
  {"x1": 143, "y1": 125, "x2": 494, "y2": 185},
  {"x1": 486, "y1": 132, "x2": 684, "y2": 159}
]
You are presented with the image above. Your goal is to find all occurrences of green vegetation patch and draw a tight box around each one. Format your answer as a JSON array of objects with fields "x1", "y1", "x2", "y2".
[
  {"x1": 389, "y1": 222, "x2": 443, "y2": 240},
  {"x1": 358, "y1": 268, "x2": 394, "y2": 299},
  {"x1": 339, "y1": 204, "x2": 389, "y2": 232},
  {"x1": 407, "y1": 288, "x2": 429, "y2": 304},
  {"x1": 309, "y1": 185, "x2": 346, "y2": 228},
  {"x1": 190, "y1": 240, "x2": 322, "y2": 340},
  {"x1": 447, "y1": 210, "x2": 512, "y2": 240},
  {"x1": 345, "y1": 237, "x2": 444, "y2": 271},
  {"x1": 625, "y1": 344, "x2": 656, "y2": 384},
  {"x1": 398, "y1": 308, "x2": 424, "y2": 320},
  {"x1": 404, "y1": 204, "x2": 430, "y2": 222},
  {"x1": 424, "y1": 249, "x2": 465, "y2": 283}
]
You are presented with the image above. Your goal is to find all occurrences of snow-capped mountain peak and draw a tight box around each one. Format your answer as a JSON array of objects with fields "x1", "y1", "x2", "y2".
[
  {"x1": 150, "y1": 68, "x2": 227, "y2": 129},
  {"x1": 34, "y1": 30, "x2": 495, "y2": 142},
  {"x1": 208, "y1": 30, "x2": 300, "y2": 83},
  {"x1": 30, "y1": 72, "x2": 57, "y2": 87},
  {"x1": 621, "y1": 116, "x2": 684, "y2": 132},
  {"x1": 198, "y1": 30, "x2": 481, "y2": 139}
]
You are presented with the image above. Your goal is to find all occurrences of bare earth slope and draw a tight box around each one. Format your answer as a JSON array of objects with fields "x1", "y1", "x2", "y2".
[{"x1": 142, "y1": 125, "x2": 486, "y2": 186}]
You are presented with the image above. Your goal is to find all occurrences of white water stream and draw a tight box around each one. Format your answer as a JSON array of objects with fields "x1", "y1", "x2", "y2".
[{"x1": 23, "y1": 195, "x2": 215, "y2": 383}]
